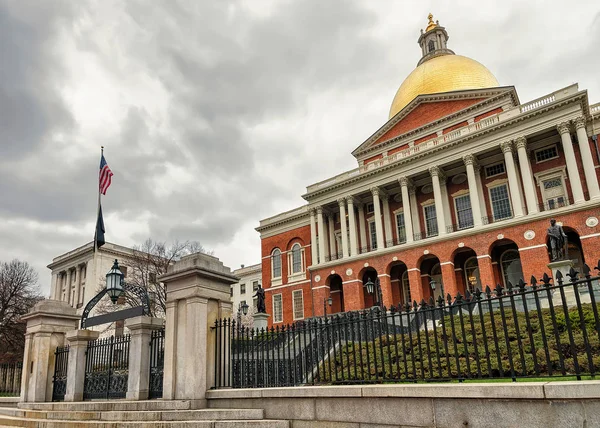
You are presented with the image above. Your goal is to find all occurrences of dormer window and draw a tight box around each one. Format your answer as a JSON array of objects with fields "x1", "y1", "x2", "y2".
[{"x1": 428, "y1": 40, "x2": 435, "y2": 52}]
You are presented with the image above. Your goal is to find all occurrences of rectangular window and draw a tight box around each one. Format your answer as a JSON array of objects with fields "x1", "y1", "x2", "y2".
[
  {"x1": 230, "y1": 287, "x2": 233, "y2": 297},
  {"x1": 485, "y1": 162, "x2": 505, "y2": 178},
  {"x1": 253, "y1": 281, "x2": 259, "y2": 291},
  {"x1": 272, "y1": 252, "x2": 282, "y2": 278},
  {"x1": 395, "y1": 213, "x2": 406, "y2": 244},
  {"x1": 489, "y1": 184, "x2": 512, "y2": 220},
  {"x1": 367, "y1": 203, "x2": 375, "y2": 214},
  {"x1": 535, "y1": 145, "x2": 558, "y2": 163},
  {"x1": 240, "y1": 284, "x2": 246, "y2": 294},
  {"x1": 292, "y1": 290, "x2": 304, "y2": 320},
  {"x1": 454, "y1": 195, "x2": 474, "y2": 229},
  {"x1": 369, "y1": 221, "x2": 377, "y2": 250},
  {"x1": 273, "y1": 294, "x2": 283, "y2": 323},
  {"x1": 424, "y1": 204, "x2": 438, "y2": 237},
  {"x1": 542, "y1": 176, "x2": 567, "y2": 210}
]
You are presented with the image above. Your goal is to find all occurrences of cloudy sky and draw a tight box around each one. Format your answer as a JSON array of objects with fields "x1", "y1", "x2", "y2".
[{"x1": 1, "y1": 0, "x2": 599, "y2": 295}]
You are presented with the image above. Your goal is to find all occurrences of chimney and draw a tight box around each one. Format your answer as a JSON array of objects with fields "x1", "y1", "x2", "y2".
[{"x1": 241, "y1": 264, "x2": 245, "y2": 269}]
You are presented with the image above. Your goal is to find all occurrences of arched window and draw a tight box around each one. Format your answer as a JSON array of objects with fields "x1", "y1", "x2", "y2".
[
  {"x1": 464, "y1": 257, "x2": 481, "y2": 292},
  {"x1": 428, "y1": 40, "x2": 435, "y2": 52},
  {"x1": 271, "y1": 249, "x2": 282, "y2": 279},
  {"x1": 501, "y1": 250, "x2": 523, "y2": 287},
  {"x1": 401, "y1": 271, "x2": 411, "y2": 305},
  {"x1": 291, "y1": 244, "x2": 302, "y2": 274}
]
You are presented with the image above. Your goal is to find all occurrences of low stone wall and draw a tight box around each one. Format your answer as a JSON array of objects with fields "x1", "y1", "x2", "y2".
[
  {"x1": 207, "y1": 382, "x2": 600, "y2": 428},
  {"x1": 0, "y1": 397, "x2": 19, "y2": 408}
]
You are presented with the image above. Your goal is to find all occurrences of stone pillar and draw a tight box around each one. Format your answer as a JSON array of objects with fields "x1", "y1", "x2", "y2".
[
  {"x1": 574, "y1": 117, "x2": 600, "y2": 199},
  {"x1": 514, "y1": 137, "x2": 539, "y2": 214},
  {"x1": 50, "y1": 273, "x2": 59, "y2": 300},
  {"x1": 160, "y1": 253, "x2": 236, "y2": 408},
  {"x1": 327, "y1": 213, "x2": 336, "y2": 258},
  {"x1": 409, "y1": 185, "x2": 420, "y2": 238},
  {"x1": 316, "y1": 207, "x2": 326, "y2": 264},
  {"x1": 338, "y1": 198, "x2": 349, "y2": 258},
  {"x1": 500, "y1": 141, "x2": 524, "y2": 217},
  {"x1": 125, "y1": 316, "x2": 164, "y2": 400},
  {"x1": 357, "y1": 202, "x2": 367, "y2": 252},
  {"x1": 65, "y1": 270, "x2": 72, "y2": 305},
  {"x1": 378, "y1": 275, "x2": 393, "y2": 308},
  {"x1": 429, "y1": 166, "x2": 447, "y2": 235},
  {"x1": 321, "y1": 210, "x2": 330, "y2": 261},
  {"x1": 346, "y1": 197, "x2": 359, "y2": 256},
  {"x1": 463, "y1": 155, "x2": 483, "y2": 227},
  {"x1": 557, "y1": 122, "x2": 585, "y2": 203},
  {"x1": 474, "y1": 164, "x2": 487, "y2": 220},
  {"x1": 399, "y1": 177, "x2": 414, "y2": 243},
  {"x1": 64, "y1": 329, "x2": 100, "y2": 402},
  {"x1": 20, "y1": 300, "x2": 79, "y2": 402},
  {"x1": 370, "y1": 187, "x2": 385, "y2": 249},
  {"x1": 381, "y1": 194, "x2": 393, "y2": 247},
  {"x1": 309, "y1": 208, "x2": 318, "y2": 265},
  {"x1": 74, "y1": 265, "x2": 82, "y2": 308}
]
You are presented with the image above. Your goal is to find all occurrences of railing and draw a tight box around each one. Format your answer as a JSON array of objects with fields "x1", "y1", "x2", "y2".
[
  {"x1": 520, "y1": 94, "x2": 556, "y2": 113},
  {"x1": 0, "y1": 362, "x2": 22, "y2": 397},
  {"x1": 83, "y1": 335, "x2": 130, "y2": 400},
  {"x1": 538, "y1": 197, "x2": 571, "y2": 213},
  {"x1": 149, "y1": 329, "x2": 165, "y2": 399},
  {"x1": 214, "y1": 263, "x2": 600, "y2": 387},
  {"x1": 591, "y1": 104, "x2": 600, "y2": 114},
  {"x1": 52, "y1": 346, "x2": 69, "y2": 401}
]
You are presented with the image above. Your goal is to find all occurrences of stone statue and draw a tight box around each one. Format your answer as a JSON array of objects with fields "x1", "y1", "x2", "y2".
[
  {"x1": 254, "y1": 283, "x2": 266, "y2": 313},
  {"x1": 547, "y1": 219, "x2": 568, "y2": 261}
]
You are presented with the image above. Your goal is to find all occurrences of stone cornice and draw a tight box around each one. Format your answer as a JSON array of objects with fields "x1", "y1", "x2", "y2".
[
  {"x1": 302, "y1": 90, "x2": 587, "y2": 202},
  {"x1": 352, "y1": 88, "x2": 517, "y2": 158}
]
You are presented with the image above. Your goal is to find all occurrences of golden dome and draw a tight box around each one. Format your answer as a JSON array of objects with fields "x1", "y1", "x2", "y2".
[{"x1": 389, "y1": 54, "x2": 499, "y2": 118}]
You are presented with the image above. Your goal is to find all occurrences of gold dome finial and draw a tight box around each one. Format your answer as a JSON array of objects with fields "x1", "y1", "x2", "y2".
[{"x1": 426, "y1": 13, "x2": 437, "y2": 32}]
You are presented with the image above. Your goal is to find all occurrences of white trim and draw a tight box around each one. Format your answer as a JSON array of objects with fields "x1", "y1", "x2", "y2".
[
  {"x1": 378, "y1": 273, "x2": 391, "y2": 278},
  {"x1": 451, "y1": 188, "x2": 470, "y2": 198},
  {"x1": 312, "y1": 285, "x2": 331, "y2": 290},
  {"x1": 272, "y1": 293, "x2": 283, "y2": 324},
  {"x1": 581, "y1": 233, "x2": 600, "y2": 240},
  {"x1": 265, "y1": 279, "x2": 311, "y2": 292},
  {"x1": 477, "y1": 254, "x2": 491, "y2": 259},
  {"x1": 392, "y1": 207, "x2": 404, "y2": 215},
  {"x1": 408, "y1": 268, "x2": 421, "y2": 272},
  {"x1": 440, "y1": 261, "x2": 454, "y2": 266},
  {"x1": 535, "y1": 168, "x2": 567, "y2": 209},
  {"x1": 271, "y1": 248, "x2": 282, "y2": 281},
  {"x1": 485, "y1": 178, "x2": 509, "y2": 188},
  {"x1": 420, "y1": 198, "x2": 436, "y2": 206},
  {"x1": 518, "y1": 244, "x2": 547, "y2": 251},
  {"x1": 342, "y1": 279, "x2": 362, "y2": 284}
]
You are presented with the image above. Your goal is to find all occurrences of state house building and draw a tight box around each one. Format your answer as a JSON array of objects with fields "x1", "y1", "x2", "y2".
[{"x1": 256, "y1": 15, "x2": 600, "y2": 326}]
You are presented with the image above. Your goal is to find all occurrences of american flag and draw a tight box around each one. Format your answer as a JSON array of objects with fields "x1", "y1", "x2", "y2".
[{"x1": 99, "y1": 155, "x2": 113, "y2": 195}]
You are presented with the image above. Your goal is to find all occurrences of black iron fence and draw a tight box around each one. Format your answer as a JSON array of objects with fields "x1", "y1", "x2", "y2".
[
  {"x1": 0, "y1": 362, "x2": 22, "y2": 396},
  {"x1": 213, "y1": 263, "x2": 600, "y2": 388},
  {"x1": 51, "y1": 346, "x2": 69, "y2": 401},
  {"x1": 83, "y1": 335, "x2": 130, "y2": 400},
  {"x1": 149, "y1": 328, "x2": 165, "y2": 399}
]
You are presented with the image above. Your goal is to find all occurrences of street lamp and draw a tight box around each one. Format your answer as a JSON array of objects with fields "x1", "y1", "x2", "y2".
[
  {"x1": 430, "y1": 278, "x2": 444, "y2": 298},
  {"x1": 365, "y1": 277, "x2": 384, "y2": 309},
  {"x1": 106, "y1": 259, "x2": 125, "y2": 304},
  {"x1": 241, "y1": 302, "x2": 249, "y2": 316},
  {"x1": 323, "y1": 295, "x2": 333, "y2": 317}
]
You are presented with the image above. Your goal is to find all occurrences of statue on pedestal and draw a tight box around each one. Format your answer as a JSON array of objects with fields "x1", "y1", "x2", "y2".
[
  {"x1": 254, "y1": 283, "x2": 266, "y2": 313},
  {"x1": 547, "y1": 219, "x2": 568, "y2": 261}
]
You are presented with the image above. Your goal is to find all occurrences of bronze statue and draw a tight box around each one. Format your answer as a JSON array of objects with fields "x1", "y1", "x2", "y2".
[
  {"x1": 254, "y1": 283, "x2": 266, "y2": 313},
  {"x1": 547, "y1": 219, "x2": 568, "y2": 261}
]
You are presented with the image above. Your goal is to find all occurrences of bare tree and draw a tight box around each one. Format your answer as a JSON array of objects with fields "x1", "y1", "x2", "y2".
[{"x1": 0, "y1": 260, "x2": 42, "y2": 360}]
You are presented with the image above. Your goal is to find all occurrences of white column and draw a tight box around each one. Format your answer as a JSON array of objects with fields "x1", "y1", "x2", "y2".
[
  {"x1": 316, "y1": 207, "x2": 326, "y2": 264},
  {"x1": 66, "y1": 270, "x2": 73, "y2": 306},
  {"x1": 440, "y1": 176, "x2": 452, "y2": 229},
  {"x1": 429, "y1": 166, "x2": 447, "y2": 235},
  {"x1": 409, "y1": 185, "x2": 420, "y2": 238},
  {"x1": 557, "y1": 122, "x2": 585, "y2": 203},
  {"x1": 370, "y1": 188, "x2": 385, "y2": 249},
  {"x1": 474, "y1": 164, "x2": 487, "y2": 221},
  {"x1": 309, "y1": 208, "x2": 318, "y2": 265},
  {"x1": 399, "y1": 177, "x2": 414, "y2": 243},
  {"x1": 125, "y1": 316, "x2": 164, "y2": 400},
  {"x1": 346, "y1": 197, "x2": 359, "y2": 256},
  {"x1": 463, "y1": 155, "x2": 483, "y2": 226},
  {"x1": 327, "y1": 213, "x2": 336, "y2": 259},
  {"x1": 500, "y1": 141, "x2": 524, "y2": 217},
  {"x1": 321, "y1": 210, "x2": 330, "y2": 262},
  {"x1": 514, "y1": 137, "x2": 539, "y2": 214},
  {"x1": 74, "y1": 265, "x2": 82, "y2": 308},
  {"x1": 357, "y1": 202, "x2": 367, "y2": 253},
  {"x1": 338, "y1": 198, "x2": 349, "y2": 257},
  {"x1": 50, "y1": 273, "x2": 58, "y2": 300},
  {"x1": 381, "y1": 194, "x2": 393, "y2": 247},
  {"x1": 575, "y1": 117, "x2": 600, "y2": 199}
]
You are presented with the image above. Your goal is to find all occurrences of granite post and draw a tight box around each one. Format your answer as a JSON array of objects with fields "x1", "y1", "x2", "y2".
[{"x1": 64, "y1": 329, "x2": 100, "y2": 402}]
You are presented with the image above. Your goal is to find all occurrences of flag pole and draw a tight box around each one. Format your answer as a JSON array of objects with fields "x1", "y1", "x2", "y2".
[{"x1": 94, "y1": 146, "x2": 103, "y2": 253}]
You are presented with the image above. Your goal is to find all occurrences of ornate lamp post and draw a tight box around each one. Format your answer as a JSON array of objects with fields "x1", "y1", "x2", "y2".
[
  {"x1": 365, "y1": 277, "x2": 384, "y2": 310},
  {"x1": 323, "y1": 295, "x2": 333, "y2": 317},
  {"x1": 237, "y1": 301, "x2": 249, "y2": 324},
  {"x1": 430, "y1": 278, "x2": 444, "y2": 299},
  {"x1": 106, "y1": 259, "x2": 125, "y2": 304}
]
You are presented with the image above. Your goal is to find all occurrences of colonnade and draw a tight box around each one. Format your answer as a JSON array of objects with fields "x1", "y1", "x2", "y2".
[
  {"x1": 51, "y1": 263, "x2": 87, "y2": 308},
  {"x1": 309, "y1": 117, "x2": 600, "y2": 267}
]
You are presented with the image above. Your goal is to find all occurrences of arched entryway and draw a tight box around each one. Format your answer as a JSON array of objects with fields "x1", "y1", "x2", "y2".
[
  {"x1": 565, "y1": 228, "x2": 585, "y2": 274},
  {"x1": 326, "y1": 274, "x2": 344, "y2": 313},
  {"x1": 490, "y1": 239, "x2": 524, "y2": 287},
  {"x1": 388, "y1": 261, "x2": 410, "y2": 306},
  {"x1": 419, "y1": 255, "x2": 442, "y2": 301},
  {"x1": 453, "y1": 247, "x2": 481, "y2": 294},
  {"x1": 360, "y1": 267, "x2": 379, "y2": 308}
]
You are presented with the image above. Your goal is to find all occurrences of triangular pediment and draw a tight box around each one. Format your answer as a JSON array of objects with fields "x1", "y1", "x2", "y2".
[{"x1": 352, "y1": 87, "x2": 518, "y2": 159}]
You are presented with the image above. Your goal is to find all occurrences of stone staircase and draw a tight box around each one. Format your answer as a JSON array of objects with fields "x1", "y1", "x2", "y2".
[{"x1": 0, "y1": 400, "x2": 288, "y2": 427}]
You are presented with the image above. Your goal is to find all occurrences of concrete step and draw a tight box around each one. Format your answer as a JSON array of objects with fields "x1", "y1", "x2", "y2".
[
  {"x1": 18, "y1": 400, "x2": 192, "y2": 412},
  {"x1": 0, "y1": 407, "x2": 264, "y2": 422},
  {"x1": 0, "y1": 414, "x2": 289, "y2": 428}
]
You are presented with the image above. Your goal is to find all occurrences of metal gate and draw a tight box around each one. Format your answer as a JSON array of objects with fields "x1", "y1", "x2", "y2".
[
  {"x1": 148, "y1": 329, "x2": 165, "y2": 399},
  {"x1": 51, "y1": 346, "x2": 69, "y2": 401},
  {"x1": 83, "y1": 335, "x2": 130, "y2": 400}
]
